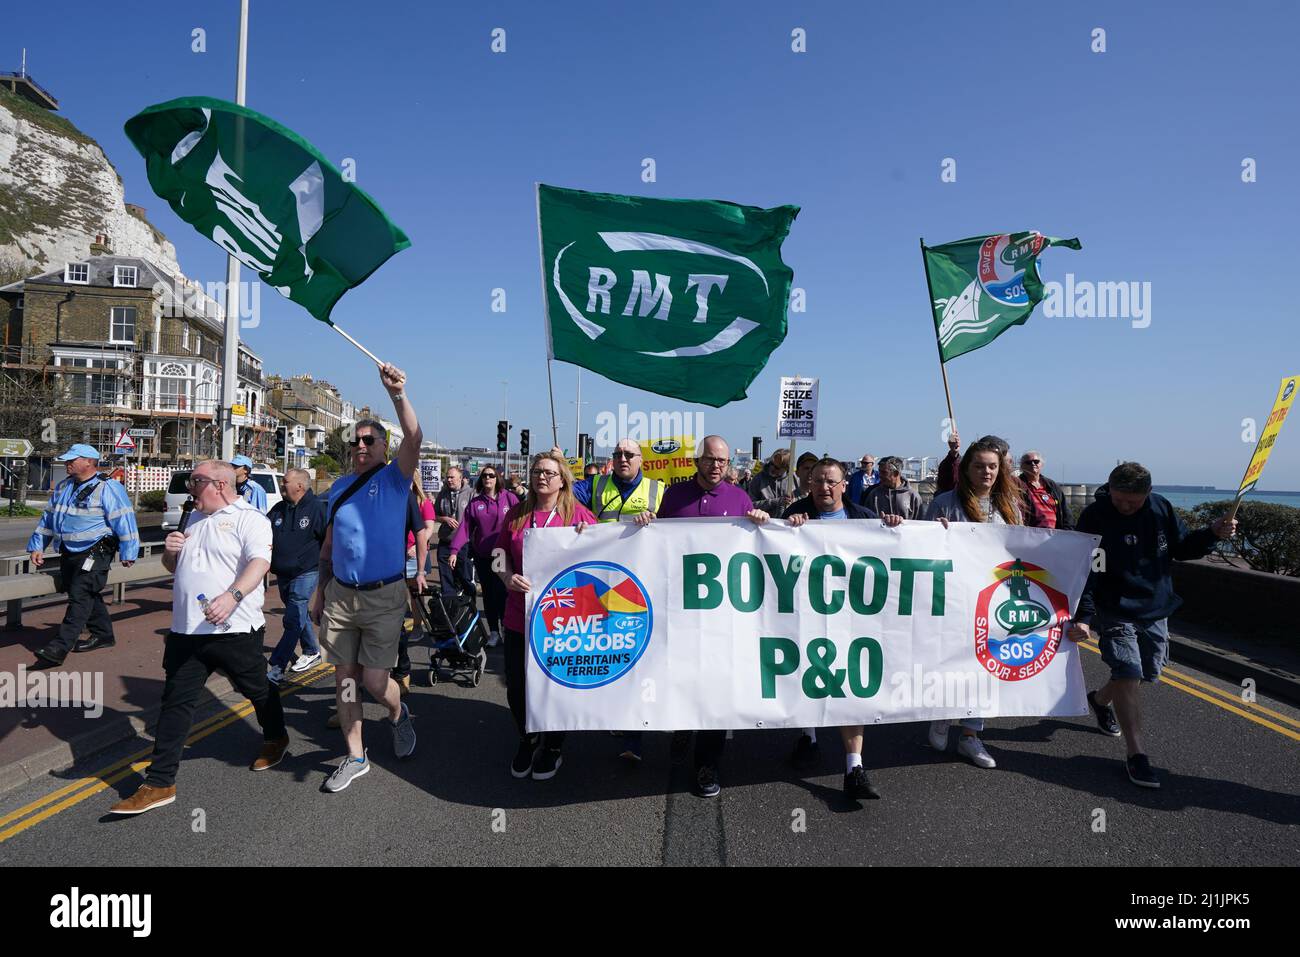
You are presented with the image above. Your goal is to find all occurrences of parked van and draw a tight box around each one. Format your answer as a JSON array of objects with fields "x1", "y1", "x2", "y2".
[{"x1": 162, "y1": 467, "x2": 283, "y2": 530}]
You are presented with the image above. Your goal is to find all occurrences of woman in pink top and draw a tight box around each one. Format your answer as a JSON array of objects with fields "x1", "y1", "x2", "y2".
[
  {"x1": 495, "y1": 451, "x2": 596, "y2": 782},
  {"x1": 448, "y1": 466, "x2": 519, "y2": 646}
]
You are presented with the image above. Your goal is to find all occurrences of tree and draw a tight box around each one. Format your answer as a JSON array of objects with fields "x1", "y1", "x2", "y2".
[
  {"x1": 1187, "y1": 500, "x2": 1300, "y2": 577},
  {"x1": 325, "y1": 424, "x2": 348, "y2": 464}
]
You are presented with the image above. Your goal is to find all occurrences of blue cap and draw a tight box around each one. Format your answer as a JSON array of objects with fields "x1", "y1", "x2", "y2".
[
  {"x1": 56, "y1": 443, "x2": 101, "y2": 461},
  {"x1": 231, "y1": 454, "x2": 254, "y2": 469}
]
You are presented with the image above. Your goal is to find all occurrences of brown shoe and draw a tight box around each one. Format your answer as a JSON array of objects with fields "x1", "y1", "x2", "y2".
[
  {"x1": 251, "y1": 735, "x2": 290, "y2": 771},
  {"x1": 397, "y1": 674, "x2": 410, "y2": 699},
  {"x1": 326, "y1": 711, "x2": 341, "y2": 729},
  {"x1": 109, "y1": 783, "x2": 176, "y2": 815}
]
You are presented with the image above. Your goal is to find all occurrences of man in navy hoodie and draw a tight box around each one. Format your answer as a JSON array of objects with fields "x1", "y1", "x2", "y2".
[{"x1": 1068, "y1": 462, "x2": 1235, "y2": 789}]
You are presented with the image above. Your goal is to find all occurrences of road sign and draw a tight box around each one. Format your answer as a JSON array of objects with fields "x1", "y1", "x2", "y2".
[
  {"x1": 0, "y1": 439, "x2": 33, "y2": 457},
  {"x1": 127, "y1": 428, "x2": 156, "y2": 438},
  {"x1": 114, "y1": 430, "x2": 136, "y2": 453}
]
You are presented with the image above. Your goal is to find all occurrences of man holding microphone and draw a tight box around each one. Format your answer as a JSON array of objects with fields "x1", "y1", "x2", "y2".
[{"x1": 109, "y1": 460, "x2": 287, "y2": 815}]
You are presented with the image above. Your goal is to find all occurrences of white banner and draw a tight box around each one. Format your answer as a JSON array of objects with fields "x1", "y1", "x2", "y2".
[
  {"x1": 523, "y1": 518, "x2": 1099, "y2": 732},
  {"x1": 777, "y1": 375, "x2": 818, "y2": 440}
]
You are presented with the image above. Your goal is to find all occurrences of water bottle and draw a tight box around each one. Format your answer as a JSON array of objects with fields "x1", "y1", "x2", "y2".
[{"x1": 197, "y1": 593, "x2": 232, "y2": 631}]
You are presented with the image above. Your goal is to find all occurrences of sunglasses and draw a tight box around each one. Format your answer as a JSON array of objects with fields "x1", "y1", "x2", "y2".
[
  {"x1": 611, "y1": 450, "x2": 640, "y2": 460},
  {"x1": 1023, "y1": 459, "x2": 1041, "y2": 465},
  {"x1": 348, "y1": 435, "x2": 379, "y2": 447},
  {"x1": 187, "y1": 475, "x2": 223, "y2": 489}
]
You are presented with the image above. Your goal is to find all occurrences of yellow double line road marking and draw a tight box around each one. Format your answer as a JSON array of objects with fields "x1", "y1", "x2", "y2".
[
  {"x1": 1078, "y1": 640, "x2": 1300, "y2": 742},
  {"x1": 0, "y1": 662, "x2": 334, "y2": 844}
]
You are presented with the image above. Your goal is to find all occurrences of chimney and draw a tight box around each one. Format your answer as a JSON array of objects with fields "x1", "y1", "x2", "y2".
[{"x1": 90, "y1": 233, "x2": 112, "y2": 256}]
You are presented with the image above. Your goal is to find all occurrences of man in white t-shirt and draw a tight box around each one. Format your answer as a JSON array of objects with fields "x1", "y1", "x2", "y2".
[{"x1": 110, "y1": 460, "x2": 287, "y2": 816}]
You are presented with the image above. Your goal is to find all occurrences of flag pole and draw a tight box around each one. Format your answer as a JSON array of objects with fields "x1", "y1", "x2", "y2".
[
  {"x1": 920, "y1": 238, "x2": 957, "y2": 434},
  {"x1": 220, "y1": 0, "x2": 250, "y2": 462},
  {"x1": 535, "y1": 183, "x2": 559, "y2": 447},
  {"x1": 330, "y1": 323, "x2": 384, "y2": 366}
]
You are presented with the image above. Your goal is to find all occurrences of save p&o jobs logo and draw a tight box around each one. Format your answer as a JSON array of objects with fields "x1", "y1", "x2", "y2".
[
  {"x1": 974, "y1": 559, "x2": 1069, "y2": 681},
  {"x1": 529, "y1": 561, "x2": 653, "y2": 689}
]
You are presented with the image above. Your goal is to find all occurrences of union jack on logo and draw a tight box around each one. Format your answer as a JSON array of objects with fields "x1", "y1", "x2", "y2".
[{"x1": 540, "y1": 588, "x2": 576, "y2": 610}]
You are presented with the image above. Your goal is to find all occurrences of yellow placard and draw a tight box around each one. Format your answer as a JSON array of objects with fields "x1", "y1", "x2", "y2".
[
  {"x1": 567, "y1": 457, "x2": 585, "y2": 480},
  {"x1": 639, "y1": 436, "x2": 696, "y2": 486},
  {"x1": 1237, "y1": 375, "x2": 1297, "y2": 498}
]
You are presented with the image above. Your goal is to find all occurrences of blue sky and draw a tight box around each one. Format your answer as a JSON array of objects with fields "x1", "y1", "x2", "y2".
[{"x1": 10, "y1": 0, "x2": 1299, "y2": 488}]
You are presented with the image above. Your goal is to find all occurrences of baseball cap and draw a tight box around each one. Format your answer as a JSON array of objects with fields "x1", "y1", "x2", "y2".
[
  {"x1": 56, "y1": 444, "x2": 101, "y2": 462},
  {"x1": 231, "y1": 454, "x2": 254, "y2": 469}
]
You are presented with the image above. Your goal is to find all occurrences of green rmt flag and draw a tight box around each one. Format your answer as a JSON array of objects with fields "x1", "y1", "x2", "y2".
[
  {"x1": 538, "y1": 184, "x2": 799, "y2": 407},
  {"x1": 924, "y1": 232, "x2": 1081, "y2": 362},
  {"x1": 124, "y1": 97, "x2": 410, "y2": 324}
]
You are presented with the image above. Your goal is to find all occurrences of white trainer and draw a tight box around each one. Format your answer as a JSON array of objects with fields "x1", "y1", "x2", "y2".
[
  {"x1": 927, "y1": 720, "x2": 950, "y2": 751},
  {"x1": 290, "y1": 652, "x2": 321, "y2": 673},
  {"x1": 956, "y1": 734, "x2": 997, "y2": 769}
]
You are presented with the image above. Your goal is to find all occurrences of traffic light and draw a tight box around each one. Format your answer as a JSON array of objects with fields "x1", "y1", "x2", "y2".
[
  {"x1": 752, "y1": 436, "x2": 762, "y2": 460},
  {"x1": 585, "y1": 434, "x2": 594, "y2": 462},
  {"x1": 520, "y1": 429, "x2": 530, "y2": 457},
  {"x1": 577, "y1": 433, "x2": 588, "y2": 461},
  {"x1": 496, "y1": 420, "x2": 508, "y2": 452},
  {"x1": 274, "y1": 427, "x2": 286, "y2": 457}
]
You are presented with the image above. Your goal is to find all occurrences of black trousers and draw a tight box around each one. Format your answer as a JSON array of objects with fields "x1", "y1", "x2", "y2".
[
  {"x1": 473, "y1": 550, "x2": 507, "y2": 633},
  {"x1": 145, "y1": 630, "x2": 286, "y2": 788},
  {"x1": 503, "y1": 628, "x2": 564, "y2": 749},
  {"x1": 437, "y1": 541, "x2": 475, "y2": 596},
  {"x1": 625, "y1": 729, "x2": 726, "y2": 769},
  {"x1": 46, "y1": 550, "x2": 114, "y2": 659}
]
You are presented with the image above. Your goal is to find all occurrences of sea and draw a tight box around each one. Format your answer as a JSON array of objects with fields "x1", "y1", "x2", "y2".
[{"x1": 1151, "y1": 487, "x2": 1300, "y2": 511}]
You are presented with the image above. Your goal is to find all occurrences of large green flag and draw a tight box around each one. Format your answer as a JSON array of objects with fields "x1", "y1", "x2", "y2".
[
  {"x1": 124, "y1": 97, "x2": 409, "y2": 324},
  {"x1": 924, "y1": 232, "x2": 1081, "y2": 362},
  {"x1": 539, "y1": 184, "x2": 799, "y2": 407}
]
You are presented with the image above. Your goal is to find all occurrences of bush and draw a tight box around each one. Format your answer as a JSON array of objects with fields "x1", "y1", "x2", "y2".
[
  {"x1": 139, "y1": 490, "x2": 167, "y2": 512},
  {"x1": 310, "y1": 454, "x2": 341, "y2": 475},
  {"x1": 1186, "y1": 500, "x2": 1300, "y2": 577}
]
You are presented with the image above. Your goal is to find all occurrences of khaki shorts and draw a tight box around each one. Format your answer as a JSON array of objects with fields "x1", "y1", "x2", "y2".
[{"x1": 319, "y1": 578, "x2": 408, "y2": 670}]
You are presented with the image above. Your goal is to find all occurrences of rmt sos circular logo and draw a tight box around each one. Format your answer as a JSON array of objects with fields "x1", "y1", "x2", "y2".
[{"x1": 974, "y1": 559, "x2": 1069, "y2": 681}]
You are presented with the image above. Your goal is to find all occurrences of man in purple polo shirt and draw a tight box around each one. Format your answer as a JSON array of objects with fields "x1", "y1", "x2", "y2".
[{"x1": 642, "y1": 435, "x2": 771, "y2": 797}]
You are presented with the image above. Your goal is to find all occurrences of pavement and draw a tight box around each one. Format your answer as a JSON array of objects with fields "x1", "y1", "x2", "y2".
[{"x1": 0, "y1": 578, "x2": 1297, "y2": 865}]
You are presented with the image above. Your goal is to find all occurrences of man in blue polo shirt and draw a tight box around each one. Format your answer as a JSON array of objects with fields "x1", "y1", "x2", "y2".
[
  {"x1": 231, "y1": 455, "x2": 268, "y2": 512},
  {"x1": 310, "y1": 363, "x2": 422, "y2": 792},
  {"x1": 637, "y1": 435, "x2": 772, "y2": 797}
]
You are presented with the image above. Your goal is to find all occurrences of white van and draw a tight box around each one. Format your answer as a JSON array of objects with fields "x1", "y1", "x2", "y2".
[{"x1": 162, "y1": 467, "x2": 284, "y2": 530}]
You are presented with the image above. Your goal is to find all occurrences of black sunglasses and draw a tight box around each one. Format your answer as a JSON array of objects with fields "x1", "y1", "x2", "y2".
[{"x1": 348, "y1": 435, "x2": 379, "y2": 448}]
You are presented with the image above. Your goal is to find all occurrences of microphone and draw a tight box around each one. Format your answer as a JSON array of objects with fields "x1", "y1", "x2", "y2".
[{"x1": 178, "y1": 498, "x2": 195, "y2": 533}]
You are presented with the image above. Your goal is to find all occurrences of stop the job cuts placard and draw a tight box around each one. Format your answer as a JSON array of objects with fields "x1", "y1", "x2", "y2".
[{"x1": 777, "y1": 376, "x2": 818, "y2": 439}]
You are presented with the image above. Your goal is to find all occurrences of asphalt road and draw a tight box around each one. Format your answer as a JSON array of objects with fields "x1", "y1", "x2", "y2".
[{"x1": 0, "y1": 639, "x2": 1296, "y2": 866}]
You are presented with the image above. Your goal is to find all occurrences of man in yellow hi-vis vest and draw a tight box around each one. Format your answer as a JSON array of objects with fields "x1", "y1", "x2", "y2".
[
  {"x1": 567, "y1": 439, "x2": 662, "y2": 526},
  {"x1": 563, "y1": 437, "x2": 661, "y2": 763}
]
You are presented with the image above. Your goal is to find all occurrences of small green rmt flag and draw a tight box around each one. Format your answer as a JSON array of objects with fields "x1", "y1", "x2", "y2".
[
  {"x1": 538, "y1": 184, "x2": 799, "y2": 408},
  {"x1": 124, "y1": 97, "x2": 410, "y2": 324},
  {"x1": 924, "y1": 232, "x2": 1081, "y2": 362}
]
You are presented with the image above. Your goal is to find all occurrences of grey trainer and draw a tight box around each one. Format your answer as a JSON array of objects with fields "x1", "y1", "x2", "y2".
[
  {"x1": 324, "y1": 750, "x2": 370, "y2": 792},
  {"x1": 392, "y1": 702, "x2": 416, "y2": 759}
]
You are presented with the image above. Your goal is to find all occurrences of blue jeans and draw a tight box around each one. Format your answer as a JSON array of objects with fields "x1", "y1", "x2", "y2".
[{"x1": 271, "y1": 570, "x2": 320, "y2": 667}]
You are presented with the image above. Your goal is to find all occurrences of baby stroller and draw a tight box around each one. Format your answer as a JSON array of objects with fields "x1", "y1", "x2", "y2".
[{"x1": 416, "y1": 577, "x2": 491, "y2": 687}]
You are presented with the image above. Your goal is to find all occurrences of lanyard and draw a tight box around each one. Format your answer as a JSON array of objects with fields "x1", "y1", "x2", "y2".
[{"x1": 530, "y1": 508, "x2": 559, "y2": 529}]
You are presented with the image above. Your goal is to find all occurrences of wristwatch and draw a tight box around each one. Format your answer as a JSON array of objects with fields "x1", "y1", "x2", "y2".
[{"x1": 227, "y1": 587, "x2": 244, "y2": 603}]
